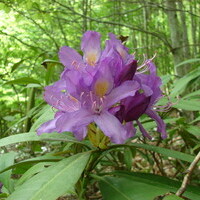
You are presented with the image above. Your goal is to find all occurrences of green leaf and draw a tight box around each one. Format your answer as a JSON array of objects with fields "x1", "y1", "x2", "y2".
[
  {"x1": 171, "y1": 67, "x2": 200, "y2": 97},
  {"x1": 0, "y1": 154, "x2": 62, "y2": 174},
  {"x1": 11, "y1": 59, "x2": 25, "y2": 73},
  {"x1": 183, "y1": 89, "x2": 200, "y2": 99},
  {"x1": 124, "y1": 147, "x2": 133, "y2": 170},
  {"x1": 15, "y1": 162, "x2": 55, "y2": 187},
  {"x1": 94, "y1": 172, "x2": 200, "y2": 200},
  {"x1": 7, "y1": 152, "x2": 91, "y2": 200},
  {"x1": 190, "y1": 116, "x2": 200, "y2": 124},
  {"x1": 41, "y1": 59, "x2": 61, "y2": 67},
  {"x1": 4, "y1": 77, "x2": 41, "y2": 85},
  {"x1": 111, "y1": 143, "x2": 197, "y2": 165},
  {"x1": 175, "y1": 58, "x2": 200, "y2": 68},
  {"x1": 29, "y1": 105, "x2": 54, "y2": 132},
  {"x1": 131, "y1": 143, "x2": 196, "y2": 164},
  {"x1": 161, "y1": 75, "x2": 172, "y2": 86},
  {"x1": 0, "y1": 152, "x2": 16, "y2": 193},
  {"x1": 3, "y1": 116, "x2": 15, "y2": 122},
  {"x1": 25, "y1": 83, "x2": 42, "y2": 88},
  {"x1": 186, "y1": 126, "x2": 200, "y2": 137},
  {"x1": 173, "y1": 99, "x2": 200, "y2": 111},
  {"x1": 0, "y1": 132, "x2": 89, "y2": 149}
]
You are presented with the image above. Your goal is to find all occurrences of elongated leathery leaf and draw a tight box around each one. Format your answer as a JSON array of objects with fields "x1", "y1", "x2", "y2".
[
  {"x1": 4, "y1": 77, "x2": 41, "y2": 85},
  {"x1": 0, "y1": 132, "x2": 89, "y2": 148},
  {"x1": 15, "y1": 162, "x2": 55, "y2": 187},
  {"x1": 7, "y1": 152, "x2": 91, "y2": 200},
  {"x1": 0, "y1": 152, "x2": 16, "y2": 193},
  {"x1": 95, "y1": 172, "x2": 200, "y2": 200},
  {"x1": 171, "y1": 67, "x2": 200, "y2": 97},
  {"x1": 131, "y1": 143, "x2": 199, "y2": 164},
  {"x1": 111, "y1": 143, "x2": 198, "y2": 165},
  {"x1": 0, "y1": 154, "x2": 62, "y2": 174}
]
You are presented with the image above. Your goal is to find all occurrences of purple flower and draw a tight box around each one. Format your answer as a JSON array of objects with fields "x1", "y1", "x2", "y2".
[
  {"x1": 37, "y1": 56, "x2": 140, "y2": 144},
  {"x1": 103, "y1": 33, "x2": 134, "y2": 65},
  {"x1": 102, "y1": 34, "x2": 138, "y2": 86},
  {"x1": 37, "y1": 31, "x2": 166, "y2": 145},
  {"x1": 115, "y1": 61, "x2": 167, "y2": 139},
  {"x1": 59, "y1": 31, "x2": 101, "y2": 69},
  {"x1": 59, "y1": 31, "x2": 103, "y2": 86}
]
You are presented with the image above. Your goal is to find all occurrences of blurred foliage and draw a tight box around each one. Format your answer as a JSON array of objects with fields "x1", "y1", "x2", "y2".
[{"x1": 0, "y1": 0, "x2": 200, "y2": 199}]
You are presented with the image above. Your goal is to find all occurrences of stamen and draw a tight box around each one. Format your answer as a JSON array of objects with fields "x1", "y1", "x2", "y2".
[
  {"x1": 69, "y1": 95, "x2": 78, "y2": 102},
  {"x1": 153, "y1": 95, "x2": 179, "y2": 112},
  {"x1": 92, "y1": 101, "x2": 97, "y2": 110},
  {"x1": 50, "y1": 95, "x2": 54, "y2": 100},
  {"x1": 72, "y1": 60, "x2": 81, "y2": 70},
  {"x1": 137, "y1": 53, "x2": 157, "y2": 72},
  {"x1": 80, "y1": 92, "x2": 85, "y2": 100},
  {"x1": 116, "y1": 46, "x2": 126, "y2": 60},
  {"x1": 56, "y1": 99, "x2": 60, "y2": 107},
  {"x1": 100, "y1": 97, "x2": 104, "y2": 105},
  {"x1": 90, "y1": 91, "x2": 94, "y2": 102}
]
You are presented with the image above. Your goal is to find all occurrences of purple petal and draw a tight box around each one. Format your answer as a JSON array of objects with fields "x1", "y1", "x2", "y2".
[
  {"x1": 122, "y1": 94, "x2": 151, "y2": 121},
  {"x1": 94, "y1": 111, "x2": 128, "y2": 144},
  {"x1": 147, "y1": 61, "x2": 157, "y2": 75},
  {"x1": 106, "y1": 80, "x2": 140, "y2": 107},
  {"x1": 109, "y1": 105, "x2": 121, "y2": 115},
  {"x1": 116, "y1": 60, "x2": 137, "y2": 85},
  {"x1": 59, "y1": 46, "x2": 83, "y2": 69},
  {"x1": 145, "y1": 109, "x2": 167, "y2": 139},
  {"x1": 61, "y1": 71, "x2": 79, "y2": 95},
  {"x1": 45, "y1": 91, "x2": 80, "y2": 112},
  {"x1": 114, "y1": 105, "x2": 125, "y2": 123},
  {"x1": 37, "y1": 112, "x2": 63, "y2": 135},
  {"x1": 73, "y1": 127, "x2": 87, "y2": 141},
  {"x1": 43, "y1": 79, "x2": 82, "y2": 112},
  {"x1": 55, "y1": 109, "x2": 93, "y2": 133},
  {"x1": 108, "y1": 33, "x2": 129, "y2": 60},
  {"x1": 92, "y1": 60, "x2": 114, "y2": 97},
  {"x1": 101, "y1": 40, "x2": 113, "y2": 59},
  {"x1": 136, "y1": 120, "x2": 152, "y2": 139},
  {"x1": 81, "y1": 31, "x2": 101, "y2": 66},
  {"x1": 135, "y1": 73, "x2": 162, "y2": 105},
  {"x1": 45, "y1": 79, "x2": 67, "y2": 92},
  {"x1": 124, "y1": 122, "x2": 137, "y2": 138}
]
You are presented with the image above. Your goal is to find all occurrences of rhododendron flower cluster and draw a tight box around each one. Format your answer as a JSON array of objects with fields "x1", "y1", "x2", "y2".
[{"x1": 37, "y1": 31, "x2": 167, "y2": 145}]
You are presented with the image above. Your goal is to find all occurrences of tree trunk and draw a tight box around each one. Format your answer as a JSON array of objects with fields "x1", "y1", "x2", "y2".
[
  {"x1": 190, "y1": 1, "x2": 197, "y2": 56},
  {"x1": 177, "y1": 0, "x2": 191, "y2": 60},
  {"x1": 142, "y1": 0, "x2": 150, "y2": 57},
  {"x1": 165, "y1": 0, "x2": 184, "y2": 76}
]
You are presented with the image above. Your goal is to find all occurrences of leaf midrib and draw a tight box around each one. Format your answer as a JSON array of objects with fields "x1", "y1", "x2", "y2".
[
  {"x1": 26, "y1": 153, "x2": 88, "y2": 200},
  {"x1": 101, "y1": 178, "x2": 132, "y2": 200}
]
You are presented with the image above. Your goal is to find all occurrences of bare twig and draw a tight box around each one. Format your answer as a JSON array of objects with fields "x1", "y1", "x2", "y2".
[
  {"x1": 176, "y1": 151, "x2": 200, "y2": 197},
  {"x1": 151, "y1": 152, "x2": 166, "y2": 176}
]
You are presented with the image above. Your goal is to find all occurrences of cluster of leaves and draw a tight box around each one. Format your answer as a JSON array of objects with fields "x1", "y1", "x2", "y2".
[
  {"x1": 0, "y1": 0, "x2": 200, "y2": 199},
  {"x1": 0, "y1": 59, "x2": 200, "y2": 199}
]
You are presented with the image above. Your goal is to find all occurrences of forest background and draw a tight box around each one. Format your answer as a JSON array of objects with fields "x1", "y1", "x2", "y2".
[{"x1": 0, "y1": 0, "x2": 200, "y2": 199}]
